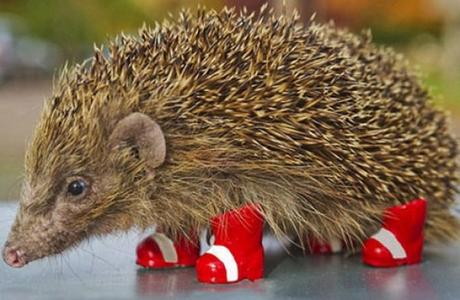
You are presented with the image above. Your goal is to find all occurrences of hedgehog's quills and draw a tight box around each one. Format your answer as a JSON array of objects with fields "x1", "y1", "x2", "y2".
[{"x1": 3, "y1": 5, "x2": 459, "y2": 266}]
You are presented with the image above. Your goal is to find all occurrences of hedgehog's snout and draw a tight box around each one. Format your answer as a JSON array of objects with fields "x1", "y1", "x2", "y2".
[{"x1": 2, "y1": 242, "x2": 27, "y2": 268}]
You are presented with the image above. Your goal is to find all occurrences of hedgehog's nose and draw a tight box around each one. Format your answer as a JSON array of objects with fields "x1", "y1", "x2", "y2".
[{"x1": 2, "y1": 244, "x2": 26, "y2": 268}]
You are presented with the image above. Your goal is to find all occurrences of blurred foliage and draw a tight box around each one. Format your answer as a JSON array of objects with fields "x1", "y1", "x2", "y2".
[
  {"x1": 308, "y1": 0, "x2": 444, "y2": 45},
  {"x1": 370, "y1": 26, "x2": 441, "y2": 46},
  {"x1": 425, "y1": 71, "x2": 460, "y2": 112},
  {"x1": 0, "y1": 0, "x2": 223, "y2": 58},
  {"x1": 0, "y1": 1, "x2": 139, "y2": 55},
  {"x1": 323, "y1": 0, "x2": 441, "y2": 27}
]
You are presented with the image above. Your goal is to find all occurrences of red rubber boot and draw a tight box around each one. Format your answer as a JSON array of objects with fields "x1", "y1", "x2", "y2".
[
  {"x1": 196, "y1": 204, "x2": 264, "y2": 284},
  {"x1": 136, "y1": 232, "x2": 199, "y2": 268},
  {"x1": 362, "y1": 198, "x2": 427, "y2": 267}
]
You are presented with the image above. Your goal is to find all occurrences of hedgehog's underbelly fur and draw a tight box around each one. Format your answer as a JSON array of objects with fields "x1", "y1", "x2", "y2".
[{"x1": 51, "y1": 9, "x2": 459, "y2": 245}]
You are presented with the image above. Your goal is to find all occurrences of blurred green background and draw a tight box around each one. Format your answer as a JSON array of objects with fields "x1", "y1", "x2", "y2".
[{"x1": 0, "y1": 0, "x2": 459, "y2": 200}]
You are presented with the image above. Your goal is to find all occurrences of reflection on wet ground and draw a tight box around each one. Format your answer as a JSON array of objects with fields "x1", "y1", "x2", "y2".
[{"x1": 1, "y1": 202, "x2": 458, "y2": 300}]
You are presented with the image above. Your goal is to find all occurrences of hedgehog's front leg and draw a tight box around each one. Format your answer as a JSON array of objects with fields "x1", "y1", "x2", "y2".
[
  {"x1": 362, "y1": 198, "x2": 427, "y2": 267},
  {"x1": 196, "y1": 204, "x2": 264, "y2": 283},
  {"x1": 136, "y1": 232, "x2": 199, "y2": 268}
]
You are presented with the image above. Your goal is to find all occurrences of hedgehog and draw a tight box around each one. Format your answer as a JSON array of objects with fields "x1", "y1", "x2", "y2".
[{"x1": 2, "y1": 6, "x2": 459, "y2": 283}]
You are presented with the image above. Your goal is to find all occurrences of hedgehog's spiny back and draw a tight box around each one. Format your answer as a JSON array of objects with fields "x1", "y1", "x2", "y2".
[{"x1": 51, "y1": 7, "x2": 458, "y2": 244}]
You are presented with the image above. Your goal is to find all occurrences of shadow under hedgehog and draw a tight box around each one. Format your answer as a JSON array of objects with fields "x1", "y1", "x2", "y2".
[{"x1": 2, "y1": 6, "x2": 458, "y2": 284}]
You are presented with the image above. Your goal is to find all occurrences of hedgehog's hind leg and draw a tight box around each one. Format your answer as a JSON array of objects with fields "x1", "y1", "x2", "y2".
[
  {"x1": 136, "y1": 232, "x2": 199, "y2": 269},
  {"x1": 362, "y1": 198, "x2": 427, "y2": 267}
]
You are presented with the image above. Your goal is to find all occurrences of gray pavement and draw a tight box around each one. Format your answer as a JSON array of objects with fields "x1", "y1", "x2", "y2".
[{"x1": 1, "y1": 201, "x2": 460, "y2": 300}]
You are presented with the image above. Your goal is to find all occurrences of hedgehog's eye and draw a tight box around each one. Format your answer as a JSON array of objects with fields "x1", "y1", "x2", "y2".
[{"x1": 67, "y1": 179, "x2": 87, "y2": 197}]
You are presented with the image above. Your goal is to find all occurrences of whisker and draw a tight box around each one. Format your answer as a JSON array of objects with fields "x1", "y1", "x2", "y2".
[
  {"x1": 79, "y1": 247, "x2": 119, "y2": 271},
  {"x1": 63, "y1": 255, "x2": 83, "y2": 283}
]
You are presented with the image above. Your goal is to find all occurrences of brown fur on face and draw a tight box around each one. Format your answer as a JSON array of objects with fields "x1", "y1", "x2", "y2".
[
  {"x1": 3, "y1": 5, "x2": 459, "y2": 266},
  {"x1": 4, "y1": 109, "x2": 162, "y2": 265}
]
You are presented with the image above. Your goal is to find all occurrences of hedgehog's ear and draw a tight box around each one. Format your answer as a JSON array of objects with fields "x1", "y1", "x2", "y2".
[{"x1": 109, "y1": 113, "x2": 166, "y2": 173}]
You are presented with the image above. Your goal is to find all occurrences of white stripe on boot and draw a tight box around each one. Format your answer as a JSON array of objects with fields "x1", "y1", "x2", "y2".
[
  {"x1": 371, "y1": 228, "x2": 407, "y2": 259},
  {"x1": 152, "y1": 233, "x2": 178, "y2": 263},
  {"x1": 206, "y1": 245, "x2": 238, "y2": 282}
]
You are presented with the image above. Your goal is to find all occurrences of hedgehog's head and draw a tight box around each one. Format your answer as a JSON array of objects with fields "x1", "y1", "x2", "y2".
[{"x1": 3, "y1": 89, "x2": 166, "y2": 267}]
